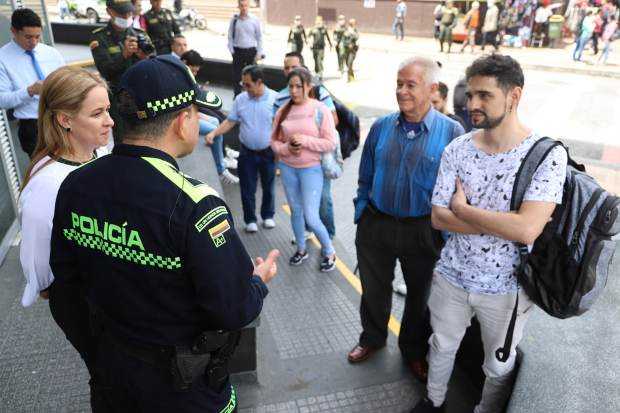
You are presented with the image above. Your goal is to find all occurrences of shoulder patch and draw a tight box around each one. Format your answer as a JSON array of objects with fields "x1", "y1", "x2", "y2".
[
  {"x1": 195, "y1": 206, "x2": 228, "y2": 233},
  {"x1": 208, "y1": 219, "x2": 230, "y2": 247},
  {"x1": 142, "y1": 157, "x2": 219, "y2": 203}
]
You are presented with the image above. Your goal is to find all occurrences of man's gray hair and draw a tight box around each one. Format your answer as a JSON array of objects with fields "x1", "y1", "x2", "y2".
[{"x1": 398, "y1": 57, "x2": 441, "y2": 85}]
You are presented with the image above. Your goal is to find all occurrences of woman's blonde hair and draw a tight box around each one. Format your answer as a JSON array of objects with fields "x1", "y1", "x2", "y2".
[{"x1": 20, "y1": 66, "x2": 107, "y2": 191}]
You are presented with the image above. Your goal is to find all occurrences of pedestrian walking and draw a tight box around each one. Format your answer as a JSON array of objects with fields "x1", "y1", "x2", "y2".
[
  {"x1": 309, "y1": 16, "x2": 333, "y2": 80},
  {"x1": 206, "y1": 65, "x2": 278, "y2": 232},
  {"x1": 342, "y1": 19, "x2": 359, "y2": 82},
  {"x1": 19, "y1": 67, "x2": 112, "y2": 411},
  {"x1": 0, "y1": 8, "x2": 65, "y2": 157},
  {"x1": 438, "y1": 1, "x2": 459, "y2": 53},
  {"x1": 460, "y1": 2, "x2": 480, "y2": 53},
  {"x1": 271, "y1": 67, "x2": 338, "y2": 272},
  {"x1": 347, "y1": 57, "x2": 464, "y2": 384},
  {"x1": 228, "y1": 0, "x2": 264, "y2": 96},
  {"x1": 411, "y1": 54, "x2": 567, "y2": 413},
  {"x1": 393, "y1": 0, "x2": 408, "y2": 41},
  {"x1": 481, "y1": 0, "x2": 500, "y2": 51},
  {"x1": 573, "y1": 10, "x2": 596, "y2": 61},
  {"x1": 274, "y1": 52, "x2": 340, "y2": 241},
  {"x1": 433, "y1": 1, "x2": 444, "y2": 39},
  {"x1": 50, "y1": 55, "x2": 279, "y2": 412},
  {"x1": 287, "y1": 15, "x2": 307, "y2": 53},
  {"x1": 333, "y1": 15, "x2": 347, "y2": 75},
  {"x1": 597, "y1": 15, "x2": 618, "y2": 65}
]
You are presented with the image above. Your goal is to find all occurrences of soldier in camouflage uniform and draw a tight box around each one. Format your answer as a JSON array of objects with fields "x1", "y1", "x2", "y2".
[
  {"x1": 308, "y1": 16, "x2": 332, "y2": 80},
  {"x1": 287, "y1": 15, "x2": 307, "y2": 53},
  {"x1": 333, "y1": 15, "x2": 346, "y2": 75},
  {"x1": 144, "y1": 0, "x2": 181, "y2": 55},
  {"x1": 342, "y1": 18, "x2": 359, "y2": 82},
  {"x1": 90, "y1": 0, "x2": 153, "y2": 142}
]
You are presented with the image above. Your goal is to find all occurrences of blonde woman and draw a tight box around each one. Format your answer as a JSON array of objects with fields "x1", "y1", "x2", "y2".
[{"x1": 18, "y1": 66, "x2": 112, "y2": 407}]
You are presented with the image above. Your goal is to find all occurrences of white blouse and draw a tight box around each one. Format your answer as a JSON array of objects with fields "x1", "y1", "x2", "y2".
[{"x1": 19, "y1": 149, "x2": 107, "y2": 307}]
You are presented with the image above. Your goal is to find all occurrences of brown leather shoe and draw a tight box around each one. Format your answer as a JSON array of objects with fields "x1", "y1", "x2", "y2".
[
  {"x1": 347, "y1": 344, "x2": 380, "y2": 363},
  {"x1": 409, "y1": 359, "x2": 429, "y2": 383}
]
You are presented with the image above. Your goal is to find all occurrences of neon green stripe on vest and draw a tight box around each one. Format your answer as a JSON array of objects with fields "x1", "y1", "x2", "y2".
[{"x1": 142, "y1": 157, "x2": 219, "y2": 203}]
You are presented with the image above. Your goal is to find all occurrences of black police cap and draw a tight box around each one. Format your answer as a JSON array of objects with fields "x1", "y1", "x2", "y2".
[
  {"x1": 119, "y1": 55, "x2": 222, "y2": 120},
  {"x1": 106, "y1": 0, "x2": 134, "y2": 14}
]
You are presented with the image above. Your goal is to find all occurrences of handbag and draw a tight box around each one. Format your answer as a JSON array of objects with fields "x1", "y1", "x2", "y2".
[{"x1": 314, "y1": 108, "x2": 343, "y2": 179}]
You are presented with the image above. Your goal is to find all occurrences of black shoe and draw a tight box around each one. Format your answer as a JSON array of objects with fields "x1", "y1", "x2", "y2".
[
  {"x1": 320, "y1": 255, "x2": 336, "y2": 272},
  {"x1": 289, "y1": 251, "x2": 309, "y2": 266},
  {"x1": 410, "y1": 397, "x2": 445, "y2": 413}
]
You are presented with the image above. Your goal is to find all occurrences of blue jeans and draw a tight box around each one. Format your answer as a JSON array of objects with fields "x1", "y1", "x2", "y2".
[
  {"x1": 199, "y1": 117, "x2": 225, "y2": 175},
  {"x1": 573, "y1": 34, "x2": 589, "y2": 61},
  {"x1": 238, "y1": 145, "x2": 276, "y2": 224},
  {"x1": 279, "y1": 162, "x2": 335, "y2": 256},
  {"x1": 319, "y1": 177, "x2": 335, "y2": 238}
]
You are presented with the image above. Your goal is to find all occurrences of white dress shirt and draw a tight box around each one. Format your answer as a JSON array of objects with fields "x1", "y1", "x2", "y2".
[
  {"x1": 0, "y1": 40, "x2": 65, "y2": 119},
  {"x1": 19, "y1": 148, "x2": 107, "y2": 307}
]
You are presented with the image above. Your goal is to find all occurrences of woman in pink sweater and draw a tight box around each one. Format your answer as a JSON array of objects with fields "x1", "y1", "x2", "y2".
[{"x1": 271, "y1": 68, "x2": 337, "y2": 271}]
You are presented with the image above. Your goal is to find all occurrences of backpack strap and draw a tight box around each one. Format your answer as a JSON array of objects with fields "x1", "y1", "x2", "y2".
[
  {"x1": 497, "y1": 136, "x2": 564, "y2": 362},
  {"x1": 510, "y1": 136, "x2": 563, "y2": 211}
]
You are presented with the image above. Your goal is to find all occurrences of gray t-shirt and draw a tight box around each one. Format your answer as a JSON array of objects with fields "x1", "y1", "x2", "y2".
[{"x1": 431, "y1": 132, "x2": 567, "y2": 295}]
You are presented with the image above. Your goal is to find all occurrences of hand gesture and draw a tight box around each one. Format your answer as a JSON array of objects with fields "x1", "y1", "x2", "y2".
[
  {"x1": 253, "y1": 249, "x2": 280, "y2": 284},
  {"x1": 205, "y1": 132, "x2": 215, "y2": 145},
  {"x1": 122, "y1": 36, "x2": 138, "y2": 59},
  {"x1": 27, "y1": 80, "x2": 43, "y2": 97},
  {"x1": 450, "y1": 178, "x2": 468, "y2": 213}
]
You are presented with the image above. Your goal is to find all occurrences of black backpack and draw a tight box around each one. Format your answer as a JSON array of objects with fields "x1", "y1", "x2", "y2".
[
  {"x1": 312, "y1": 85, "x2": 360, "y2": 160},
  {"x1": 496, "y1": 137, "x2": 620, "y2": 362}
]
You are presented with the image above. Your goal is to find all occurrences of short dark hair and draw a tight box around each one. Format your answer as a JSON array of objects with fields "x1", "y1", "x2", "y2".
[
  {"x1": 241, "y1": 65, "x2": 264, "y2": 82},
  {"x1": 437, "y1": 81, "x2": 449, "y2": 100},
  {"x1": 180, "y1": 50, "x2": 203, "y2": 67},
  {"x1": 284, "y1": 51, "x2": 305, "y2": 66},
  {"x1": 117, "y1": 90, "x2": 190, "y2": 141},
  {"x1": 465, "y1": 54, "x2": 525, "y2": 93},
  {"x1": 11, "y1": 8, "x2": 42, "y2": 31},
  {"x1": 173, "y1": 34, "x2": 186, "y2": 41}
]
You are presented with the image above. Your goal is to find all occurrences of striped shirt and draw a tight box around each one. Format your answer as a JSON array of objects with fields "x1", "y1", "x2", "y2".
[{"x1": 354, "y1": 108, "x2": 464, "y2": 222}]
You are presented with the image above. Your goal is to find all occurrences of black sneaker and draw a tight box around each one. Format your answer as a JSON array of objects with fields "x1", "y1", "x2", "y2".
[
  {"x1": 320, "y1": 255, "x2": 336, "y2": 272},
  {"x1": 289, "y1": 251, "x2": 308, "y2": 266},
  {"x1": 410, "y1": 397, "x2": 445, "y2": 413}
]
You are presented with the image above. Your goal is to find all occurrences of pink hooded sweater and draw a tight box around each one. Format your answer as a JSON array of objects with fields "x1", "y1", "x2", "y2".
[{"x1": 270, "y1": 99, "x2": 336, "y2": 169}]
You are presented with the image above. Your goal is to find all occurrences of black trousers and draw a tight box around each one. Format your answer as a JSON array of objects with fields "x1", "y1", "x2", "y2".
[
  {"x1": 48, "y1": 282, "x2": 112, "y2": 412},
  {"x1": 481, "y1": 30, "x2": 499, "y2": 51},
  {"x1": 232, "y1": 47, "x2": 257, "y2": 96},
  {"x1": 17, "y1": 119, "x2": 38, "y2": 158},
  {"x1": 94, "y1": 335, "x2": 237, "y2": 412},
  {"x1": 355, "y1": 206, "x2": 444, "y2": 361}
]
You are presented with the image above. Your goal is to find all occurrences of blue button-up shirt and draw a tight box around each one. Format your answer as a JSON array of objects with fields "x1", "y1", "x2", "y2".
[
  {"x1": 354, "y1": 108, "x2": 465, "y2": 222},
  {"x1": 0, "y1": 40, "x2": 65, "y2": 119},
  {"x1": 227, "y1": 87, "x2": 276, "y2": 150}
]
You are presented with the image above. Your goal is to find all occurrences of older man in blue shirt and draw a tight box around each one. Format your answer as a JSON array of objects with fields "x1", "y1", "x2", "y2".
[
  {"x1": 0, "y1": 8, "x2": 65, "y2": 157},
  {"x1": 347, "y1": 57, "x2": 464, "y2": 382},
  {"x1": 206, "y1": 65, "x2": 277, "y2": 233}
]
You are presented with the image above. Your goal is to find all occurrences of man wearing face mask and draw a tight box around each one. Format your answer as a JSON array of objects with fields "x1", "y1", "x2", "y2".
[{"x1": 90, "y1": 0, "x2": 153, "y2": 143}]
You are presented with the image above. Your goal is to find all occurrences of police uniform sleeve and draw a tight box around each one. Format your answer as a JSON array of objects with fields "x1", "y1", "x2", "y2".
[
  {"x1": 185, "y1": 195, "x2": 268, "y2": 331},
  {"x1": 49, "y1": 180, "x2": 82, "y2": 287},
  {"x1": 89, "y1": 30, "x2": 134, "y2": 82}
]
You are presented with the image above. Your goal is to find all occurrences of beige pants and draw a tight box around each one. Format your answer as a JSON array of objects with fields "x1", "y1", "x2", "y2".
[{"x1": 426, "y1": 274, "x2": 534, "y2": 411}]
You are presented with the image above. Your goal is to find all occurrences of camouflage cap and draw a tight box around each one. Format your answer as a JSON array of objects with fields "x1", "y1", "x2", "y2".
[{"x1": 106, "y1": 0, "x2": 134, "y2": 14}]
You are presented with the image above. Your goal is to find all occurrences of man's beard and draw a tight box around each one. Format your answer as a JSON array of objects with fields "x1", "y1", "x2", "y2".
[{"x1": 470, "y1": 110, "x2": 506, "y2": 130}]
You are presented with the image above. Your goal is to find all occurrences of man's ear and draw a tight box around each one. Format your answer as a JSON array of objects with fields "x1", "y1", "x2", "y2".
[
  {"x1": 509, "y1": 86, "x2": 523, "y2": 112},
  {"x1": 429, "y1": 82, "x2": 439, "y2": 94},
  {"x1": 174, "y1": 108, "x2": 194, "y2": 142}
]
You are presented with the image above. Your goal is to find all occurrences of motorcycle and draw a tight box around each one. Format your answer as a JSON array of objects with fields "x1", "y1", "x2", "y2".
[{"x1": 176, "y1": 8, "x2": 207, "y2": 31}]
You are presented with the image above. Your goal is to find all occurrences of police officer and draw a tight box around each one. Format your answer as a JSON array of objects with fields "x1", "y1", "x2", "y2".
[
  {"x1": 144, "y1": 0, "x2": 181, "y2": 55},
  {"x1": 342, "y1": 18, "x2": 359, "y2": 82},
  {"x1": 333, "y1": 15, "x2": 346, "y2": 76},
  {"x1": 90, "y1": 0, "x2": 153, "y2": 142},
  {"x1": 287, "y1": 15, "x2": 307, "y2": 53},
  {"x1": 49, "y1": 55, "x2": 279, "y2": 412},
  {"x1": 308, "y1": 16, "x2": 332, "y2": 80}
]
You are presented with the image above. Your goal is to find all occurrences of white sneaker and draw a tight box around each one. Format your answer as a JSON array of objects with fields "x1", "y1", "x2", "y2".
[
  {"x1": 394, "y1": 282, "x2": 407, "y2": 296},
  {"x1": 225, "y1": 147, "x2": 239, "y2": 159},
  {"x1": 263, "y1": 218, "x2": 276, "y2": 229},
  {"x1": 223, "y1": 157, "x2": 238, "y2": 169},
  {"x1": 220, "y1": 169, "x2": 239, "y2": 184},
  {"x1": 245, "y1": 222, "x2": 258, "y2": 233}
]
